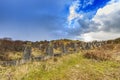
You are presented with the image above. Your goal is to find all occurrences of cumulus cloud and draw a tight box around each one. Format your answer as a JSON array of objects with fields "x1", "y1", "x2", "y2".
[
  {"x1": 81, "y1": 31, "x2": 120, "y2": 42},
  {"x1": 1, "y1": 0, "x2": 120, "y2": 41},
  {"x1": 67, "y1": 0, "x2": 95, "y2": 28},
  {"x1": 67, "y1": 0, "x2": 83, "y2": 28},
  {"x1": 92, "y1": 1, "x2": 120, "y2": 32},
  {"x1": 67, "y1": 0, "x2": 99, "y2": 39},
  {"x1": 81, "y1": 0, "x2": 120, "y2": 41}
]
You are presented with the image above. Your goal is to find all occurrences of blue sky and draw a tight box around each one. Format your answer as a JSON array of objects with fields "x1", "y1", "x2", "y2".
[{"x1": 0, "y1": 0, "x2": 120, "y2": 41}]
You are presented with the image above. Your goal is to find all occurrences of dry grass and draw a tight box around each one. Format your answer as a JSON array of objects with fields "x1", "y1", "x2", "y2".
[
  {"x1": 83, "y1": 50, "x2": 113, "y2": 61},
  {"x1": 83, "y1": 44, "x2": 120, "y2": 61},
  {"x1": 1, "y1": 52, "x2": 120, "y2": 80},
  {"x1": 8, "y1": 52, "x2": 22, "y2": 60},
  {"x1": 32, "y1": 48, "x2": 43, "y2": 56},
  {"x1": 0, "y1": 42, "x2": 120, "y2": 80},
  {"x1": 0, "y1": 52, "x2": 22, "y2": 61}
]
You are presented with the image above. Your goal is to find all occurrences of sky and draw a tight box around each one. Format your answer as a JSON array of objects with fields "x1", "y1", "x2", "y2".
[{"x1": 0, "y1": 0, "x2": 120, "y2": 41}]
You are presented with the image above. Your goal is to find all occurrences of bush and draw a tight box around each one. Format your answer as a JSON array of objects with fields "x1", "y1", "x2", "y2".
[{"x1": 84, "y1": 50, "x2": 112, "y2": 61}]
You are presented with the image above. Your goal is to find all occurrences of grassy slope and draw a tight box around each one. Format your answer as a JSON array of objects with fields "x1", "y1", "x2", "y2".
[{"x1": 0, "y1": 52, "x2": 120, "y2": 80}]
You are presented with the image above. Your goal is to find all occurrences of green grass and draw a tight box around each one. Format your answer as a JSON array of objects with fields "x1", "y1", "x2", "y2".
[
  {"x1": 1, "y1": 52, "x2": 120, "y2": 80},
  {"x1": 22, "y1": 53, "x2": 120, "y2": 80}
]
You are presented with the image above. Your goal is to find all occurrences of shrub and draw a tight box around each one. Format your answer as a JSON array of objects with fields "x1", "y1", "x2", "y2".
[{"x1": 84, "y1": 50, "x2": 112, "y2": 61}]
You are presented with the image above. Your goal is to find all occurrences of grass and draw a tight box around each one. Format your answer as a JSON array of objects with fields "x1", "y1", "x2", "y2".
[
  {"x1": 83, "y1": 50, "x2": 113, "y2": 61},
  {"x1": 8, "y1": 52, "x2": 22, "y2": 60},
  {"x1": 0, "y1": 51, "x2": 22, "y2": 61},
  {"x1": 0, "y1": 51, "x2": 120, "y2": 80}
]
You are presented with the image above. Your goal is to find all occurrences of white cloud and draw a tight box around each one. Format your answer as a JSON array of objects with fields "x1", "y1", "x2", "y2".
[
  {"x1": 93, "y1": 1, "x2": 120, "y2": 20},
  {"x1": 67, "y1": 0, "x2": 83, "y2": 28},
  {"x1": 108, "y1": 0, "x2": 120, "y2": 4},
  {"x1": 81, "y1": 31, "x2": 120, "y2": 42},
  {"x1": 67, "y1": 0, "x2": 95, "y2": 28},
  {"x1": 82, "y1": 0, "x2": 94, "y2": 8},
  {"x1": 67, "y1": 0, "x2": 120, "y2": 41},
  {"x1": 81, "y1": 0, "x2": 120, "y2": 41}
]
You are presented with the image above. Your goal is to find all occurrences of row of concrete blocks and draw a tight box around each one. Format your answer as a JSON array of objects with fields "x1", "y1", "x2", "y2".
[
  {"x1": 0, "y1": 41, "x2": 107, "y2": 66},
  {"x1": 43, "y1": 41, "x2": 107, "y2": 52},
  {"x1": 0, "y1": 53, "x2": 63, "y2": 66}
]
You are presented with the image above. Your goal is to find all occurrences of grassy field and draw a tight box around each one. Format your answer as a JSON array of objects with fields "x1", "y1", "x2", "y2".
[{"x1": 0, "y1": 51, "x2": 120, "y2": 80}]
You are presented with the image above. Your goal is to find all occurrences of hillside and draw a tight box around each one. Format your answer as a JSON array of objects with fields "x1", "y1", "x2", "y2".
[
  {"x1": 0, "y1": 51, "x2": 120, "y2": 80},
  {"x1": 0, "y1": 38, "x2": 120, "y2": 80}
]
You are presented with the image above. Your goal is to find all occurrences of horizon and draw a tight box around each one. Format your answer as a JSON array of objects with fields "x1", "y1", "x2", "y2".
[
  {"x1": 0, "y1": 37, "x2": 119, "y2": 43},
  {"x1": 0, "y1": 0, "x2": 120, "y2": 42}
]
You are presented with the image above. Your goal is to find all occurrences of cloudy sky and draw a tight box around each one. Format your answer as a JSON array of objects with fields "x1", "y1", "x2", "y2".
[{"x1": 0, "y1": 0, "x2": 120, "y2": 41}]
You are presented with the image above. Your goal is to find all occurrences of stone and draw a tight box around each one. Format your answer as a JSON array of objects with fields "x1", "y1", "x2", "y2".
[
  {"x1": 61, "y1": 44, "x2": 67, "y2": 54},
  {"x1": 46, "y1": 42, "x2": 54, "y2": 56},
  {"x1": 23, "y1": 45, "x2": 32, "y2": 61},
  {"x1": 73, "y1": 43, "x2": 78, "y2": 52},
  {"x1": 80, "y1": 42, "x2": 86, "y2": 50},
  {"x1": 39, "y1": 44, "x2": 43, "y2": 50}
]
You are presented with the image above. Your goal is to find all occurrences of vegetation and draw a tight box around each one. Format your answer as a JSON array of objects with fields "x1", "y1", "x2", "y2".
[
  {"x1": 0, "y1": 52, "x2": 120, "y2": 80},
  {"x1": 0, "y1": 37, "x2": 120, "y2": 80}
]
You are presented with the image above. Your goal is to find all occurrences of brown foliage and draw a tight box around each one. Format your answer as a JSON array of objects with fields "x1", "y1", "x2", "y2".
[
  {"x1": 84, "y1": 50, "x2": 112, "y2": 61},
  {"x1": 0, "y1": 39, "x2": 24, "y2": 61}
]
